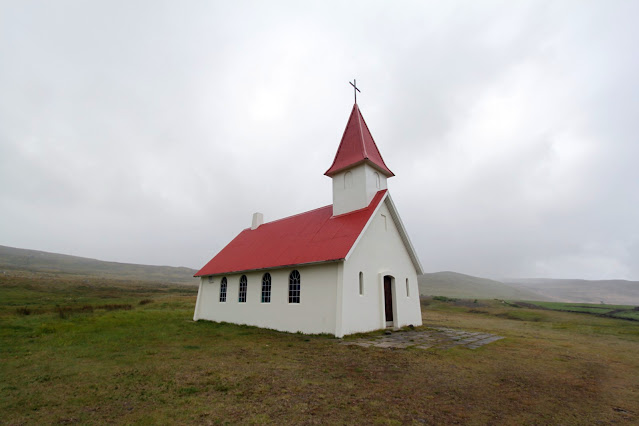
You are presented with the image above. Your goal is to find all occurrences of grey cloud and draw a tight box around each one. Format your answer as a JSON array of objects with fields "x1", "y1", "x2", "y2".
[{"x1": 1, "y1": 0, "x2": 638, "y2": 279}]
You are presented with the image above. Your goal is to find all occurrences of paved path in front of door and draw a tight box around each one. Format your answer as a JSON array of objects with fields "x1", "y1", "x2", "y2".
[{"x1": 341, "y1": 327, "x2": 504, "y2": 350}]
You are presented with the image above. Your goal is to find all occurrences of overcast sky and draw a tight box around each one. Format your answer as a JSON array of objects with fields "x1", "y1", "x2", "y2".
[{"x1": 1, "y1": 0, "x2": 638, "y2": 280}]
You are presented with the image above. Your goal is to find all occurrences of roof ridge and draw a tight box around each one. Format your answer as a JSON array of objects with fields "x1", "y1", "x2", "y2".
[
  {"x1": 256, "y1": 204, "x2": 333, "y2": 227},
  {"x1": 356, "y1": 104, "x2": 369, "y2": 159},
  {"x1": 331, "y1": 189, "x2": 387, "y2": 218}
]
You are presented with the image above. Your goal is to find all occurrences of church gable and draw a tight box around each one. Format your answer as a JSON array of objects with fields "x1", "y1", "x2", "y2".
[
  {"x1": 345, "y1": 193, "x2": 423, "y2": 275},
  {"x1": 337, "y1": 193, "x2": 423, "y2": 336}
]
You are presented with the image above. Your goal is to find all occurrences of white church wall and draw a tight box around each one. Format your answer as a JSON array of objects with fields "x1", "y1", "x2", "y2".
[
  {"x1": 339, "y1": 199, "x2": 422, "y2": 336},
  {"x1": 194, "y1": 263, "x2": 339, "y2": 335},
  {"x1": 332, "y1": 163, "x2": 387, "y2": 216}
]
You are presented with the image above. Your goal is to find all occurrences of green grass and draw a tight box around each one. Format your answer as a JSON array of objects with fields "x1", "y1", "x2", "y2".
[
  {"x1": 526, "y1": 300, "x2": 639, "y2": 321},
  {"x1": 2, "y1": 274, "x2": 639, "y2": 424},
  {"x1": 607, "y1": 310, "x2": 639, "y2": 321}
]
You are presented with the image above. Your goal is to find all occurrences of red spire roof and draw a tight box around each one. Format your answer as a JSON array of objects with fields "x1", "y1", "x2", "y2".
[
  {"x1": 194, "y1": 190, "x2": 387, "y2": 276},
  {"x1": 325, "y1": 103, "x2": 394, "y2": 177}
]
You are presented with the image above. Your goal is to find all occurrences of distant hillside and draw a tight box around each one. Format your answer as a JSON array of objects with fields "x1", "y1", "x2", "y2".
[
  {"x1": 0, "y1": 245, "x2": 197, "y2": 285},
  {"x1": 418, "y1": 271, "x2": 552, "y2": 301},
  {"x1": 505, "y1": 278, "x2": 639, "y2": 305}
]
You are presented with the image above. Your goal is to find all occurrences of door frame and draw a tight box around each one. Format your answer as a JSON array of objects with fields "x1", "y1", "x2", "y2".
[{"x1": 379, "y1": 273, "x2": 397, "y2": 329}]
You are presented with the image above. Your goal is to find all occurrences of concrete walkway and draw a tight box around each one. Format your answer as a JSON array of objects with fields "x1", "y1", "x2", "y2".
[{"x1": 341, "y1": 327, "x2": 504, "y2": 350}]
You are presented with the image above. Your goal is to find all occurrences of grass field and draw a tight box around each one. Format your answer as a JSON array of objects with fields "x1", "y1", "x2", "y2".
[
  {"x1": 2, "y1": 272, "x2": 639, "y2": 424},
  {"x1": 526, "y1": 300, "x2": 639, "y2": 321}
]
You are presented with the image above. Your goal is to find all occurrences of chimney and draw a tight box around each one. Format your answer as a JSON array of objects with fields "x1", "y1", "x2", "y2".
[{"x1": 251, "y1": 212, "x2": 264, "y2": 230}]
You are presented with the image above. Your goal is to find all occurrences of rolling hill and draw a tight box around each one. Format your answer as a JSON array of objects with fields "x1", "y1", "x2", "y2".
[
  {"x1": 418, "y1": 271, "x2": 552, "y2": 301},
  {"x1": 3, "y1": 244, "x2": 638, "y2": 303},
  {"x1": 504, "y1": 278, "x2": 639, "y2": 305},
  {"x1": 0, "y1": 245, "x2": 197, "y2": 285}
]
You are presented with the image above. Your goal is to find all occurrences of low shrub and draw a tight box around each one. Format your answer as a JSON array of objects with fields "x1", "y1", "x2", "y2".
[
  {"x1": 53, "y1": 304, "x2": 94, "y2": 318},
  {"x1": 55, "y1": 305, "x2": 70, "y2": 319},
  {"x1": 433, "y1": 296, "x2": 458, "y2": 302},
  {"x1": 99, "y1": 304, "x2": 132, "y2": 311},
  {"x1": 15, "y1": 306, "x2": 31, "y2": 316}
]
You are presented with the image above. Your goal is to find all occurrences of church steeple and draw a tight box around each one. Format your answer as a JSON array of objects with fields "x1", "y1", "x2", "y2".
[
  {"x1": 327, "y1": 104, "x2": 393, "y2": 216},
  {"x1": 325, "y1": 103, "x2": 394, "y2": 178}
]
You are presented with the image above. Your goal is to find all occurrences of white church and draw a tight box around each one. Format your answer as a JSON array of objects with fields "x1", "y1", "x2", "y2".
[{"x1": 193, "y1": 102, "x2": 423, "y2": 337}]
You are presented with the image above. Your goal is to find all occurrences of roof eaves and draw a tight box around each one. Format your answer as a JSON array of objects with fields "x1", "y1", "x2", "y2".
[
  {"x1": 324, "y1": 159, "x2": 395, "y2": 178},
  {"x1": 193, "y1": 258, "x2": 345, "y2": 277}
]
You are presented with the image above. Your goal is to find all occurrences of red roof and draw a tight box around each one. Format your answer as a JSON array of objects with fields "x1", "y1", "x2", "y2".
[
  {"x1": 325, "y1": 104, "x2": 394, "y2": 177},
  {"x1": 195, "y1": 190, "x2": 387, "y2": 276}
]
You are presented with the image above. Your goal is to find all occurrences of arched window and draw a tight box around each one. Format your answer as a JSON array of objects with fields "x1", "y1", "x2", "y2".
[
  {"x1": 374, "y1": 172, "x2": 380, "y2": 189},
  {"x1": 261, "y1": 273, "x2": 271, "y2": 303},
  {"x1": 289, "y1": 270, "x2": 301, "y2": 303},
  {"x1": 406, "y1": 278, "x2": 410, "y2": 297},
  {"x1": 359, "y1": 271, "x2": 364, "y2": 295},
  {"x1": 344, "y1": 171, "x2": 353, "y2": 188},
  {"x1": 219, "y1": 277, "x2": 227, "y2": 302},
  {"x1": 238, "y1": 275, "x2": 247, "y2": 303}
]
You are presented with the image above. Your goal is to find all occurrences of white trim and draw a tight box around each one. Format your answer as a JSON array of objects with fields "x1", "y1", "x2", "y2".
[
  {"x1": 193, "y1": 278, "x2": 203, "y2": 321},
  {"x1": 335, "y1": 262, "x2": 345, "y2": 338}
]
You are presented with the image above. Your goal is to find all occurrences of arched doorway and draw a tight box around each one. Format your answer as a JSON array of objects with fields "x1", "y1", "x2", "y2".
[{"x1": 383, "y1": 275, "x2": 394, "y2": 327}]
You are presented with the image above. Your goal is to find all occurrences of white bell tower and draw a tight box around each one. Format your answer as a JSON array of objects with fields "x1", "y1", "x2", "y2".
[{"x1": 325, "y1": 103, "x2": 394, "y2": 216}]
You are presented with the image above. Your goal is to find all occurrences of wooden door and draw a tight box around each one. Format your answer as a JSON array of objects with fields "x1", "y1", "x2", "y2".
[{"x1": 384, "y1": 276, "x2": 393, "y2": 322}]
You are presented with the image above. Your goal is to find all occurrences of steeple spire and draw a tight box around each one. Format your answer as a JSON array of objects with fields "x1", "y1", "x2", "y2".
[
  {"x1": 325, "y1": 103, "x2": 394, "y2": 177},
  {"x1": 326, "y1": 103, "x2": 393, "y2": 216}
]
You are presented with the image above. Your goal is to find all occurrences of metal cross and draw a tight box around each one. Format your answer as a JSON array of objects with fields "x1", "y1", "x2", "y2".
[{"x1": 350, "y1": 79, "x2": 361, "y2": 104}]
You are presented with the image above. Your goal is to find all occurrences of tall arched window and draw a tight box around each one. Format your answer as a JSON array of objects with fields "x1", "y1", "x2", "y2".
[
  {"x1": 289, "y1": 270, "x2": 301, "y2": 303},
  {"x1": 238, "y1": 275, "x2": 247, "y2": 303},
  {"x1": 219, "y1": 277, "x2": 227, "y2": 302},
  {"x1": 406, "y1": 278, "x2": 410, "y2": 297},
  {"x1": 261, "y1": 273, "x2": 271, "y2": 303},
  {"x1": 374, "y1": 172, "x2": 380, "y2": 189},
  {"x1": 359, "y1": 271, "x2": 364, "y2": 295}
]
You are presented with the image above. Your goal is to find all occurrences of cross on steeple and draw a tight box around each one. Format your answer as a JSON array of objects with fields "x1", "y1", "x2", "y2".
[{"x1": 349, "y1": 79, "x2": 361, "y2": 104}]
